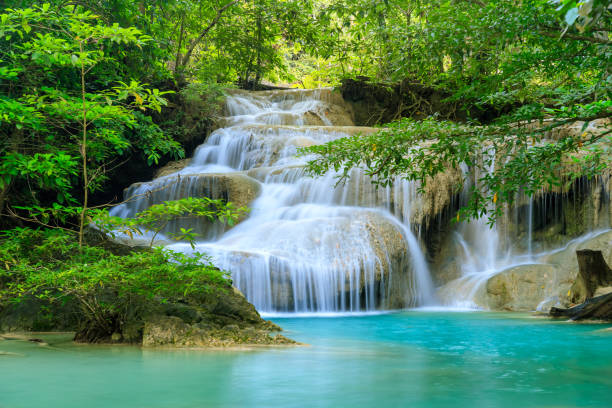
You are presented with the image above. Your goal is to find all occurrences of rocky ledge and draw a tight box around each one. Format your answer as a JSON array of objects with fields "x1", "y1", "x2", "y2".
[
  {"x1": 549, "y1": 249, "x2": 612, "y2": 321},
  {"x1": 1, "y1": 289, "x2": 296, "y2": 348},
  {"x1": 0, "y1": 230, "x2": 295, "y2": 348},
  {"x1": 0, "y1": 285, "x2": 295, "y2": 348},
  {"x1": 138, "y1": 287, "x2": 296, "y2": 347}
]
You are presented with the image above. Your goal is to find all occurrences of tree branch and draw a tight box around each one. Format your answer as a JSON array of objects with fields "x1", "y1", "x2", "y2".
[
  {"x1": 540, "y1": 30, "x2": 611, "y2": 45},
  {"x1": 179, "y1": 0, "x2": 241, "y2": 70}
]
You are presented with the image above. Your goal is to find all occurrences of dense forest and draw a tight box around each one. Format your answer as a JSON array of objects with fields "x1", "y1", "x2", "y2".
[{"x1": 0, "y1": 0, "x2": 610, "y2": 342}]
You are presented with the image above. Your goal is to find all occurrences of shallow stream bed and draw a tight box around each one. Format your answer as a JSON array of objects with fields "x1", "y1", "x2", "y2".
[{"x1": 1, "y1": 312, "x2": 611, "y2": 407}]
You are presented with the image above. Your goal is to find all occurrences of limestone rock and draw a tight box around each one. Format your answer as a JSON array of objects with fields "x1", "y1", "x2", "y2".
[
  {"x1": 142, "y1": 288, "x2": 295, "y2": 349},
  {"x1": 227, "y1": 209, "x2": 417, "y2": 311},
  {"x1": 142, "y1": 314, "x2": 295, "y2": 347},
  {"x1": 475, "y1": 264, "x2": 564, "y2": 311},
  {"x1": 154, "y1": 159, "x2": 191, "y2": 178},
  {"x1": 119, "y1": 172, "x2": 261, "y2": 241},
  {"x1": 570, "y1": 249, "x2": 612, "y2": 303},
  {"x1": 473, "y1": 230, "x2": 612, "y2": 312}
]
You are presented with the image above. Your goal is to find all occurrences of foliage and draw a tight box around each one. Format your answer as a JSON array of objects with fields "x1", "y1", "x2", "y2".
[
  {"x1": 94, "y1": 197, "x2": 249, "y2": 248},
  {"x1": 303, "y1": 0, "x2": 611, "y2": 222},
  {"x1": 0, "y1": 0, "x2": 610, "y2": 231},
  {"x1": 0, "y1": 227, "x2": 230, "y2": 341},
  {"x1": 0, "y1": 4, "x2": 183, "y2": 235}
]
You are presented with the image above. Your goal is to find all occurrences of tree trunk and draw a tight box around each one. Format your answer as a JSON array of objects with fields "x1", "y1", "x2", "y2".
[
  {"x1": 570, "y1": 249, "x2": 612, "y2": 303},
  {"x1": 78, "y1": 41, "x2": 89, "y2": 249},
  {"x1": 550, "y1": 292, "x2": 612, "y2": 321},
  {"x1": 551, "y1": 250, "x2": 612, "y2": 321}
]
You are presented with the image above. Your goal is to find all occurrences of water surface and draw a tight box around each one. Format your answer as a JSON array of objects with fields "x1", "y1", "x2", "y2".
[{"x1": 1, "y1": 312, "x2": 611, "y2": 408}]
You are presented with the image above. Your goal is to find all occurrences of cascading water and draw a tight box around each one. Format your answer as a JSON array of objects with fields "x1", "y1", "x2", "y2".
[
  {"x1": 111, "y1": 88, "x2": 610, "y2": 313},
  {"x1": 439, "y1": 156, "x2": 611, "y2": 309},
  {"x1": 111, "y1": 89, "x2": 436, "y2": 313}
]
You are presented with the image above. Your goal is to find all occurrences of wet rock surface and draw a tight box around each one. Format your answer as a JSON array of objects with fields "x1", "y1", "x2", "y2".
[
  {"x1": 549, "y1": 248, "x2": 612, "y2": 321},
  {"x1": 475, "y1": 231, "x2": 612, "y2": 312},
  {"x1": 0, "y1": 285, "x2": 294, "y2": 347},
  {"x1": 154, "y1": 159, "x2": 191, "y2": 178}
]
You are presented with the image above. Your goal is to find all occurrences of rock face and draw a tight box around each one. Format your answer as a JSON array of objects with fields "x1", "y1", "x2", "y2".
[
  {"x1": 141, "y1": 288, "x2": 295, "y2": 347},
  {"x1": 154, "y1": 159, "x2": 191, "y2": 178},
  {"x1": 116, "y1": 172, "x2": 261, "y2": 241},
  {"x1": 130, "y1": 172, "x2": 261, "y2": 211},
  {"x1": 548, "y1": 249, "x2": 612, "y2": 321},
  {"x1": 472, "y1": 231, "x2": 612, "y2": 312},
  {"x1": 339, "y1": 78, "x2": 463, "y2": 125},
  {"x1": 476, "y1": 264, "x2": 564, "y2": 311},
  {"x1": 570, "y1": 250, "x2": 612, "y2": 303},
  {"x1": 223, "y1": 209, "x2": 418, "y2": 312},
  {"x1": 0, "y1": 283, "x2": 294, "y2": 347},
  {"x1": 0, "y1": 298, "x2": 80, "y2": 333}
]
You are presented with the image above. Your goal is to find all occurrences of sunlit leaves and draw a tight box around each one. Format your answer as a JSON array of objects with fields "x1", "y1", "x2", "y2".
[
  {"x1": 0, "y1": 3, "x2": 181, "y2": 227},
  {"x1": 93, "y1": 197, "x2": 249, "y2": 248}
]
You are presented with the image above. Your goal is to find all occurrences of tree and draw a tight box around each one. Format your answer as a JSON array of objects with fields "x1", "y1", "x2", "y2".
[
  {"x1": 0, "y1": 4, "x2": 183, "y2": 244},
  {"x1": 302, "y1": 0, "x2": 611, "y2": 223}
]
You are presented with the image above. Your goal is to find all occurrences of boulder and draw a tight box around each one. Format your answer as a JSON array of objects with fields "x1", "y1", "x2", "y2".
[
  {"x1": 570, "y1": 249, "x2": 612, "y2": 303},
  {"x1": 224, "y1": 209, "x2": 417, "y2": 310},
  {"x1": 141, "y1": 287, "x2": 294, "y2": 347},
  {"x1": 127, "y1": 172, "x2": 261, "y2": 211},
  {"x1": 154, "y1": 159, "x2": 191, "y2": 178},
  {"x1": 473, "y1": 230, "x2": 612, "y2": 312},
  {"x1": 118, "y1": 172, "x2": 261, "y2": 240},
  {"x1": 475, "y1": 264, "x2": 566, "y2": 311},
  {"x1": 142, "y1": 315, "x2": 294, "y2": 348}
]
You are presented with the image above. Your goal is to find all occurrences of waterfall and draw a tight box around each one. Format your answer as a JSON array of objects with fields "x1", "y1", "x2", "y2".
[
  {"x1": 111, "y1": 88, "x2": 610, "y2": 313},
  {"x1": 111, "y1": 89, "x2": 436, "y2": 313},
  {"x1": 438, "y1": 156, "x2": 611, "y2": 309}
]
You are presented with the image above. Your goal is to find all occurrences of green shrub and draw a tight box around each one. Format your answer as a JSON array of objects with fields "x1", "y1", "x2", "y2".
[{"x1": 0, "y1": 228, "x2": 230, "y2": 342}]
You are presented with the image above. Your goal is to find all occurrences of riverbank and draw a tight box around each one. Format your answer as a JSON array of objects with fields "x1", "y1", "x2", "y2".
[{"x1": 0, "y1": 228, "x2": 294, "y2": 347}]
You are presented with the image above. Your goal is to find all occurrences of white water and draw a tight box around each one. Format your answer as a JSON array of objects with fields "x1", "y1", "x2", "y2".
[
  {"x1": 441, "y1": 171, "x2": 611, "y2": 309},
  {"x1": 111, "y1": 88, "x2": 610, "y2": 313},
  {"x1": 112, "y1": 89, "x2": 436, "y2": 313}
]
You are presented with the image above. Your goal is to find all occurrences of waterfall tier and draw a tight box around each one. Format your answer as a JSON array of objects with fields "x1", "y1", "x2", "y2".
[
  {"x1": 112, "y1": 88, "x2": 436, "y2": 313},
  {"x1": 112, "y1": 88, "x2": 611, "y2": 313}
]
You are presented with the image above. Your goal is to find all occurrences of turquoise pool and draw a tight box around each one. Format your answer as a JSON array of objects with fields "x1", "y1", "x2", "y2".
[{"x1": 1, "y1": 312, "x2": 611, "y2": 408}]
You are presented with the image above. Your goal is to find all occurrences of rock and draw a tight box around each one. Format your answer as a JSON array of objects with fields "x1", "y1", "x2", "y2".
[
  {"x1": 595, "y1": 286, "x2": 612, "y2": 297},
  {"x1": 475, "y1": 264, "x2": 564, "y2": 311},
  {"x1": 226, "y1": 209, "x2": 417, "y2": 310},
  {"x1": 142, "y1": 316, "x2": 191, "y2": 346},
  {"x1": 140, "y1": 284, "x2": 293, "y2": 347},
  {"x1": 129, "y1": 172, "x2": 261, "y2": 211},
  {"x1": 570, "y1": 250, "x2": 612, "y2": 303},
  {"x1": 118, "y1": 172, "x2": 261, "y2": 241},
  {"x1": 470, "y1": 231, "x2": 612, "y2": 312},
  {"x1": 0, "y1": 297, "x2": 80, "y2": 333},
  {"x1": 339, "y1": 78, "x2": 465, "y2": 126},
  {"x1": 142, "y1": 314, "x2": 295, "y2": 348},
  {"x1": 154, "y1": 159, "x2": 191, "y2": 178},
  {"x1": 1, "y1": 270, "x2": 293, "y2": 347},
  {"x1": 121, "y1": 321, "x2": 143, "y2": 343}
]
